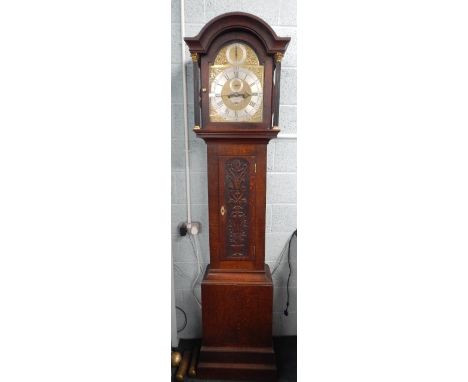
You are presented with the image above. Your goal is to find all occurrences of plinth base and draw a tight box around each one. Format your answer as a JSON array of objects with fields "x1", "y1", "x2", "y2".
[
  {"x1": 197, "y1": 345, "x2": 276, "y2": 381},
  {"x1": 198, "y1": 265, "x2": 277, "y2": 381}
]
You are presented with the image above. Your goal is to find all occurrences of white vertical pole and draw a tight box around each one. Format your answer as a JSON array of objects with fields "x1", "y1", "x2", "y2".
[{"x1": 180, "y1": 0, "x2": 192, "y2": 224}]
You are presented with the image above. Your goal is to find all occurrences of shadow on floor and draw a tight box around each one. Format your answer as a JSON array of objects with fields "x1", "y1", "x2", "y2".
[{"x1": 171, "y1": 336, "x2": 296, "y2": 382}]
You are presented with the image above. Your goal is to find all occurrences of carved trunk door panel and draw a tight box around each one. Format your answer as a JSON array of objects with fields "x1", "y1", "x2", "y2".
[{"x1": 218, "y1": 156, "x2": 256, "y2": 261}]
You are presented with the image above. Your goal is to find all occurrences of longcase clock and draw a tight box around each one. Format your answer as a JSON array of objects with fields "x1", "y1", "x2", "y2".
[{"x1": 184, "y1": 12, "x2": 290, "y2": 381}]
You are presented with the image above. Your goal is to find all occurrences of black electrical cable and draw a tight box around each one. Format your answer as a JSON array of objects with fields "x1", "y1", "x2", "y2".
[
  {"x1": 284, "y1": 229, "x2": 297, "y2": 317},
  {"x1": 176, "y1": 306, "x2": 187, "y2": 333}
]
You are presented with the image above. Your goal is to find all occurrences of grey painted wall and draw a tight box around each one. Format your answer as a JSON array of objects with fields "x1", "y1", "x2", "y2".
[{"x1": 172, "y1": 0, "x2": 297, "y2": 338}]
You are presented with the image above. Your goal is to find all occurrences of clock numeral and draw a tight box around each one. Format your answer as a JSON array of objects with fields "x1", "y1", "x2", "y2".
[
  {"x1": 249, "y1": 101, "x2": 256, "y2": 107},
  {"x1": 216, "y1": 100, "x2": 224, "y2": 107},
  {"x1": 224, "y1": 73, "x2": 230, "y2": 80}
]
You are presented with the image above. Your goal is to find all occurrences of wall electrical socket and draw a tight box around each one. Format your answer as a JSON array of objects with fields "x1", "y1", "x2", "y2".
[
  {"x1": 186, "y1": 222, "x2": 201, "y2": 235},
  {"x1": 179, "y1": 221, "x2": 201, "y2": 236}
]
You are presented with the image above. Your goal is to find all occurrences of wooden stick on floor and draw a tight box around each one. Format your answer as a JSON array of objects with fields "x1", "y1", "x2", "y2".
[
  {"x1": 188, "y1": 346, "x2": 200, "y2": 377},
  {"x1": 175, "y1": 350, "x2": 191, "y2": 382}
]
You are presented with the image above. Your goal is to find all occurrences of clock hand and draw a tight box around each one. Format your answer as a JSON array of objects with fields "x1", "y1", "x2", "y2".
[
  {"x1": 226, "y1": 92, "x2": 242, "y2": 98},
  {"x1": 226, "y1": 92, "x2": 254, "y2": 99}
]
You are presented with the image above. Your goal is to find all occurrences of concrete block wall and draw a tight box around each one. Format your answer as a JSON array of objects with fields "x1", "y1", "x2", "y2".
[{"x1": 172, "y1": 0, "x2": 297, "y2": 338}]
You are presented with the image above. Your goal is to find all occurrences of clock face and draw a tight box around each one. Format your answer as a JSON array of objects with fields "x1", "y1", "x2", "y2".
[{"x1": 209, "y1": 42, "x2": 264, "y2": 123}]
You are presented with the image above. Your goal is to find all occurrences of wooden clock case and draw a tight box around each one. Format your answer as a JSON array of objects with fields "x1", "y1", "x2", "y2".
[{"x1": 185, "y1": 12, "x2": 290, "y2": 381}]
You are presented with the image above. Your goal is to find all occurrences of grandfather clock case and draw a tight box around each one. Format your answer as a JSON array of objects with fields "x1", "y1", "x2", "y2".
[{"x1": 185, "y1": 12, "x2": 290, "y2": 381}]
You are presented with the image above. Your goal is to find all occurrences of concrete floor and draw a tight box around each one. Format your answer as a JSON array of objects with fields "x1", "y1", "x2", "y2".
[{"x1": 171, "y1": 336, "x2": 297, "y2": 382}]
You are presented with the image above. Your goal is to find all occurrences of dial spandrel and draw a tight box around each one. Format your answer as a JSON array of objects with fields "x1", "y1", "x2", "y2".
[{"x1": 209, "y1": 42, "x2": 264, "y2": 123}]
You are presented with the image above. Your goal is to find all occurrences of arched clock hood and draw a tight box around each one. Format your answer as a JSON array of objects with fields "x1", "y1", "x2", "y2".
[{"x1": 184, "y1": 12, "x2": 291, "y2": 134}]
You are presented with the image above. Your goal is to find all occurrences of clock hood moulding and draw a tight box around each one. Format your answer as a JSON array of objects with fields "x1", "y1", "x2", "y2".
[{"x1": 184, "y1": 12, "x2": 290, "y2": 56}]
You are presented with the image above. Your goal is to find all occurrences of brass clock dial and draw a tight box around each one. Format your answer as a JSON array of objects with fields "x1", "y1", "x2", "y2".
[{"x1": 209, "y1": 42, "x2": 264, "y2": 123}]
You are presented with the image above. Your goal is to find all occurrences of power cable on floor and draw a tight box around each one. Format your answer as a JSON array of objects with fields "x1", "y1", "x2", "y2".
[{"x1": 284, "y1": 229, "x2": 297, "y2": 317}]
